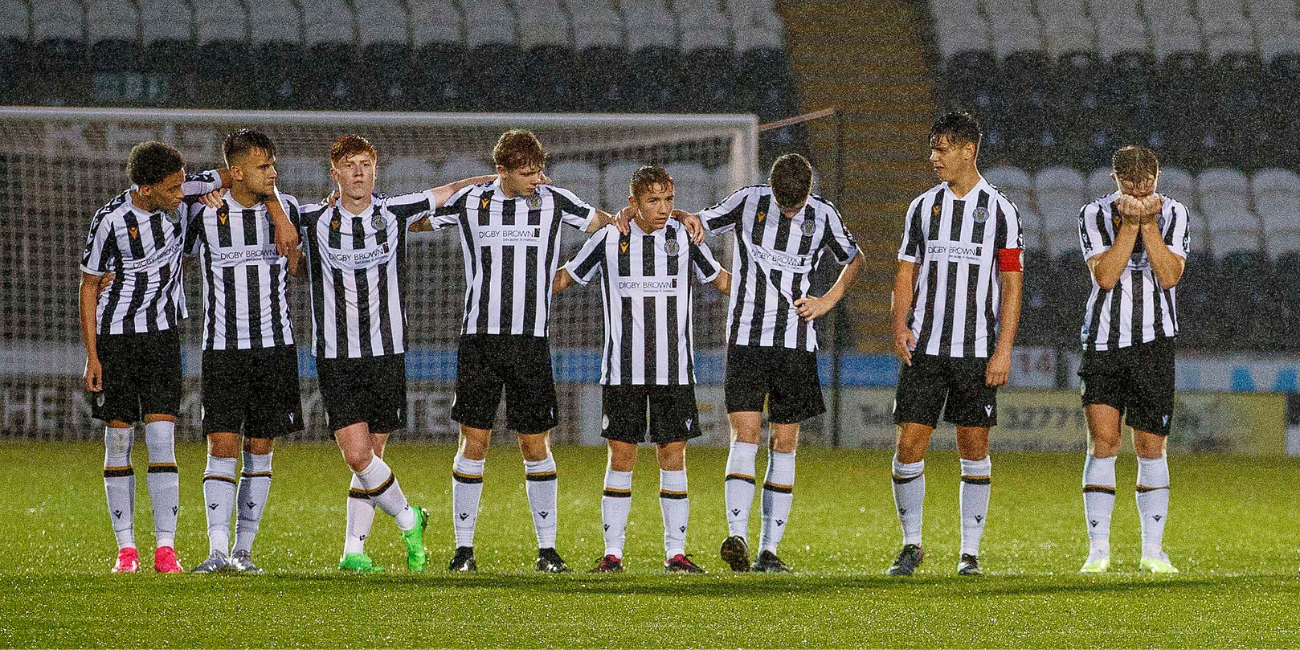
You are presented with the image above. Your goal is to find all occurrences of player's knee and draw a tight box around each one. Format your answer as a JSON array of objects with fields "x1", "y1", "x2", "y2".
[
  {"x1": 608, "y1": 442, "x2": 637, "y2": 472},
  {"x1": 207, "y1": 433, "x2": 241, "y2": 458},
  {"x1": 656, "y1": 442, "x2": 686, "y2": 470},
  {"x1": 1133, "y1": 432, "x2": 1166, "y2": 459},
  {"x1": 518, "y1": 433, "x2": 550, "y2": 461},
  {"x1": 1087, "y1": 430, "x2": 1122, "y2": 457},
  {"x1": 244, "y1": 437, "x2": 273, "y2": 455}
]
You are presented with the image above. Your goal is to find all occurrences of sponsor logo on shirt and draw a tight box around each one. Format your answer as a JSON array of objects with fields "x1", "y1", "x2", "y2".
[
  {"x1": 120, "y1": 236, "x2": 182, "y2": 272},
  {"x1": 474, "y1": 226, "x2": 543, "y2": 246},
  {"x1": 322, "y1": 241, "x2": 395, "y2": 270},
  {"x1": 209, "y1": 244, "x2": 283, "y2": 268},
  {"x1": 615, "y1": 276, "x2": 681, "y2": 297},
  {"x1": 925, "y1": 240, "x2": 985, "y2": 264},
  {"x1": 749, "y1": 244, "x2": 813, "y2": 273}
]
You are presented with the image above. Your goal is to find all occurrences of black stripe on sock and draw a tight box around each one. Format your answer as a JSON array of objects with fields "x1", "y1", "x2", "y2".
[
  {"x1": 525, "y1": 472, "x2": 558, "y2": 482},
  {"x1": 203, "y1": 474, "x2": 237, "y2": 485},
  {"x1": 103, "y1": 467, "x2": 134, "y2": 478},
  {"x1": 240, "y1": 471, "x2": 272, "y2": 479},
  {"x1": 762, "y1": 482, "x2": 793, "y2": 494},
  {"x1": 367, "y1": 473, "x2": 396, "y2": 497},
  {"x1": 452, "y1": 471, "x2": 483, "y2": 484},
  {"x1": 602, "y1": 488, "x2": 631, "y2": 498},
  {"x1": 1135, "y1": 485, "x2": 1169, "y2": 493},
  {"x1": 961, "y1": 477, "x2": 991, "y2": 485},
  {"x1": 724, "y1": 473, "x2": 756, "y2": 484},
  {"x1": 659, "y1": 490, "x2": 689, "y2": 500},
  {"x1": 347, "y1": 488, "x2": 369, "y2": 500},
  {"x1": 147, "y1": 464, "x2": 178, "y2": 474},
  {"x1": 1083, "y1": 485, "x2": 1117, "y2": 495},
  {"x1": 892, "y1": 474, "x2": 922, "y2": 485}
]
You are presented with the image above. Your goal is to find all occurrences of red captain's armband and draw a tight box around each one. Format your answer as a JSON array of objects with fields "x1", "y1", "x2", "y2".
[{"x1": 998, "y1": 248, "x2": 1024, "y2": 272}]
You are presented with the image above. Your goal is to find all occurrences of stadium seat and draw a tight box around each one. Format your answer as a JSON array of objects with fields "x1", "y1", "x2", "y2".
[
  {"x1": 1086, "y1": 167, "x2": 1115, "y2": 200},
  {"x1": 1016, "y1": 207, "x2": 1046, "y2": 251},
  {"x1": 1034, "y1": 0, "x2": 1095, "y2": 59},
  {"x1": 621, "y1": 2, "x2": 681, "y2": 113},
  {"x1": 193, "y1": 0, "x2": 249, "y2": 108},
  {"x1": 1197, "y1": 168, "x2": 1252, "y2": 216},
  {"x1": 679, "y1": 3, "x2": 737, "y2": 112},
  {"x1": 1195, "y1": 0, "x2": 1255, "y2": 60},
  {"x1": 0, "y1": 0, "x2": 29, "y2": 104},
  {"x1": 1090, "y1": 0, "x2": 1149, "y2": 60},
  {"x1": 570, "y1": 1, "x2": 627, "y2": 111},
  {"x1": 463, "y1": 1, "x2": 522, "y2": 111},
  {"x1": 548, "y1": 160, "x2": 602, "y2": 207},
  {"x1": 357, "y1": 0, "x2": 413, "y2": 110},
  {"x1": 409, "y1": 0, "x2": 470, "y2": 111},
  {"x1": 300, "y1": 0, "x2": 360, "y2": 110},
  {"x1": 30, "y1": 0, "x2": 90, "y2": 106},
  {"x1": 276, "y1": 156, "x2": 333, "y2": 200},
  {"x1": 664, "y1": 162, "x2": 712, "y2": 214},
  {"x1": 246, "y1": 0, "x2": 304, "y2": 110},
  {"x1": 984, "y1": 165, "x2": 1033, "y2": 212},
  {"x1": 1207, "y1": 212, "x2": 1263, "y2": 258},
  {"x1": 1251, "y1": 0, "x2": 1300, "y2": 61},
  {"x1": 516, "y1": 1, "x2": 577, "y2": 112},
  {"x1": 1156, "y1": 167, "x2": 1196, "y2": 203},
  {"x1": 988, "y1": 15, "x2": 1044, "y2": 62},
  {"x1": 1213, "y1": 250, "x2": 1273, "y2": 349},
  {"x1": 439, "y1": 158, "x2": 494, "y2": 186},
  {"x1": 931, "y1": 12, "x2": 991, "y2": 61},
  {"x1": 602, "y1": 161, "x2": 643, "y2": 209},
  {"x1": 1034, "y1": 166, "x2": 1086, "y2": 226},
  {"x1": 383, "y1": 157, "x2": 437, "y2": 193},
  {"x1": 85, "y1": 0, "x2": 142, "y2": 95},
  {"x1": 136, "y1": 0, "x2": 195, "y2": 106},
  {"x1": 1254, "y1": 169, "x2": 1300, "y2": 257}
]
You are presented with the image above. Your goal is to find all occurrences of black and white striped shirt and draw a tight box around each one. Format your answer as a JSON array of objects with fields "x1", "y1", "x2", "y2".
[
  {"x1": 80, "y1": 171, "x2": 224, "y2": 336},
  {"x1": 186, "y1": 191, "x2": 301, "y2": 351},
  {"x1": 897, "y1": 178, "x2": 1023, "y2": 359},
  {"x1": 298, "y1": 191, "x2": 438, "y2": 359},
  {"x1": 1078, "y1": 191, "x2": 1189, "y2": 351},
  {"x1": 564, "y1": 219, "x2": 723, "y2": 386},
  {"x1": 430, "y1": 181, "x2": 596, "y2": 338},
  {"x1": 699, "y1": 186, "x2": 859, "y2": 352}
]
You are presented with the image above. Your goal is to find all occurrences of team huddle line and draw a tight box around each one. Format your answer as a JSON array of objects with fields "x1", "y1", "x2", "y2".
[{"x1": 79, "y1": 111, "x2": 1187, "y2": 577}]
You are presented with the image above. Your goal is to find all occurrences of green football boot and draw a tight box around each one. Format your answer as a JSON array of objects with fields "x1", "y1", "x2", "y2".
[
  {"x1": 401, "y1": 506, "x2": 429, "y2": 573},
  {"x1": 338, "y1": 552, "x2": 385, "y2": 573},
  {"x1": 1080, "y1": 548, "x2": 1110, "y2": 573},
  {"x1": 1139, "y1": 551, "x2": 1179, "y2": 574}
]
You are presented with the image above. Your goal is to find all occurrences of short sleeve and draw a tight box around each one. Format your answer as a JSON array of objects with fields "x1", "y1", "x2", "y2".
[
  {"x1": 80, "y1": 214, "x2": 116, "y2": 276},
  {"x1": 690, "y1": 239, "x2": 722, "y2": 283},
  {"x1": 1164, "y1": 200, "x2": 1190, "y2": 259},
  {"x1": 699, "y1": 187, "x2": 748, "y2": 235},
  {"x1": 182, "y1": 169, "x2": 224, "y2": 197},
  {"x1": 898, "y1": 194, "x2": 926, "y2": 263},
  {"x1": 819, "y1": 201, "x2": 859, "y2": 264},
  {"x1": 1078, "y1": 203, "x2": 1109, "y2": 259},
  {"x1": 183, "y1": 201, "x2": 209, "y2": 256},
  {"x1": 996, "y1": 199, "x2": 1023, "y2": 252},
  {"x1": 563, "y1": 227, "x2": 609, "y2": 285},
  {"x1": 429, "y1": 185, "x2": 474, "y2": 231},
  {"x1": 549, "y1": 185, "x2": 597, "y2": 230},
  {"x1": 385, "y1": 190, "x2": 438, "y2": 226}
]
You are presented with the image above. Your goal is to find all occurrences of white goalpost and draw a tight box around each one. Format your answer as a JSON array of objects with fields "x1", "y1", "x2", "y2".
[{"x1": 0, "y1": 107, "x2": 759, "y2": 442}]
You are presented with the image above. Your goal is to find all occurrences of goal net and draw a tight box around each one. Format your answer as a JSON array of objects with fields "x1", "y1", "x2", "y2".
[{"x1": 0, "y1": 107, "x2": 758, "y2": 443}]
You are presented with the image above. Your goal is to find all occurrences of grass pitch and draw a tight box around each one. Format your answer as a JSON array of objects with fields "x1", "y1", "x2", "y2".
[{"x1": 2, "y1": 441, "x2": 1298, "y2": 648}]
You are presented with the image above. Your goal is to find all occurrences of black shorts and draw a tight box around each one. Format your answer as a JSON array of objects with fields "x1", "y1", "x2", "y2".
[
  {"x1": 451, "y1": 334, "x2": 558, "y2": 435},
  {"x1": 724, "y1": 344, "x2": 825, "y2": 424},
  {"x1": 1079, "y1": 337, "x2": 1176, "y2": 436},
  {"x1": 602, "y1": 384, "x2": 702, "y2": 445},
  {"x1": 201, "y1": 345, "x2": 304, "y2": 438},
  {"x1": 893, "y1": 353, "x2": 998, "y2": 428},
  {"x1": 317, "y1": 353, "x2": 407, "y2": 434},
  {"x1": 90, "y1": 329, "x2": 182, "y2": 424}
]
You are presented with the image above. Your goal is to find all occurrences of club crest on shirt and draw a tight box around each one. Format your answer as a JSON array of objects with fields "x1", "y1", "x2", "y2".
[
  {"x1": 663, "y1": 238, "x2": 680, "y2": 256},
  {"x1": 164, "y1": 209, "x2": 180, "y2": 224},
  {"x1": 526, "y1": 194, "x2": 542, "y2": 209},
  {"x1": 973, "y1": 206, "x2": 990, "y2": 223},
  {"x1": 801, "y1": 218, "x2": 816, "y2": 236},
  {"x1": 371, "y1": 215, "x2": 386, "y2": 230},
  {"x1": 128, "y1": 226, "x2": 139, "y2": 239}
]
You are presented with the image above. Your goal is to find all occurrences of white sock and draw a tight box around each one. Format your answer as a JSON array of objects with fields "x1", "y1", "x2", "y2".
[
  {"x1": 143, "y1": 421, "x2": 179, "y2": 549},
  {"x1": 759, "y1": 450, "x2": 795, "y2": 554},
  {"x1": 103, "y1": 426, "x2": 136, "y2": 550},
  {"x1": 356, "y1": 455, "x2": 416, "y2": 531},
  {"x1": 203, "y1": 455, "x2": 238, "y2": 555},
  {"x1": 1083, "y1": 454, "x2": 1117, "y2": 554},
  {"x1": 724, "y1": 441, "x2": 758, "y2": 538},
  {"x1": 344, "y1": 474, "x2": 375, "y2": 555},
  {"x1": 601, "y1": 469, "x2": 633, "y2": 559},
  {"x1": 959, "y1": 456, "x2": 991, "y2": 557},
  {"x1": 892, "y1": 455, "x2": 925, "y2": 546},
  {"x1": 233, "y1": 451, "x2": 272, "y2": 555},
  {"x1": 452, "y1": 454, "x2": 485, "y2": 549},
  {"x1": 524, "y1": 454, "x2": 559, "y2": 549},
  {"x1": 660, "y1": 469, "x2": 690, "y2": 559},
  {"x1": 1137, "y1": 455, "x2": 1171, "y2": 555}
]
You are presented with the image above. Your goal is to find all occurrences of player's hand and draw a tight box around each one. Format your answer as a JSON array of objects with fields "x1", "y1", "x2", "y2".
[
  {"x1": 84, "y1": 357, "x2": 103, "y2": 392},
  {"x1": 324, "y1": 189, "x2": 340, "y2": 207},
  {"x1": 96, "y1": 272, "x2": 115, "y2": 297},
  {"x1": 893, "y1": 326, "x2": 915, "y2": 366},
  {"x1": 794, "y1": 294, "x2": 834, "y2": 322},
  {"x1": 199, "y1": 190, "x2": 223, "y2": 209},
  {"x1": 274, "y1": 218, "x2": 299, "y2": 257},
  {"x1": 1139, "y1": 194, "x2": 1164, "y2": 226},
  {"x1": 613, "y1": 205, "x2": 635, "y2": 235},
  {"x1": 408, "y1": 217, "x2": 432, "y2": 232},
  {"x1": 671, "y1": 210, "x2": 705, "y2": 244},
  {"x1": 1114, "y1": 194, "x2": 1145, "y2": 226},
  {"x1": 985, "y1": 349, "x2": 1011, "y2": 387},
  {"x1": 540, "y1": 171, "x2": 552, "y2": 185}
]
